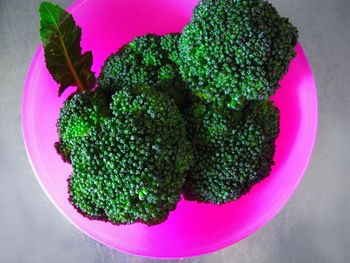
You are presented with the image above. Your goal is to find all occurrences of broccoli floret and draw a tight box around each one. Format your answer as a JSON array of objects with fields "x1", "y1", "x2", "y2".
[
  {"x1": 55, "y1": 90, "x2": 111, "y2": 162},
  {"x1": 98, "y1": 34, "x2": 191, "y2": 111},
  {"x1": 68, "y1": 85, "x2": 193, "y2": 225},
  {"x1": 178, "y1": 0, "x2": 298, "y2": 109},
  {"x1": 183, "y1": 100, "x2": 280, "y2": 204}
]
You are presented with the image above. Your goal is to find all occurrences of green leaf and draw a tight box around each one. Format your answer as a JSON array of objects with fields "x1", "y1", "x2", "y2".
[{"x1": 39, "y1": 2, "x2": 96, "y2": 96}]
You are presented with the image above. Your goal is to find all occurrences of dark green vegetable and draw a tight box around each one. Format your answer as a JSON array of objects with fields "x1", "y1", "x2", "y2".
[
  {"x1": 68, "y1": 86, "x2": 193, "y2": 225},
  {"x1": 178, "y1": 0, "x2": 298, "y2": 109},
  {"x1": 183, "y1": 100, "x2": 280, "y2": 204},
  {"x1": 98, "y1": 34, "x2": 191, "y2": 111},
  {"x1": 37, "y1": 0, "x2": 298, "y2": 224},
  {"x1": 55, "y1": 90, "x2": 111, "y2": 163},
  {"x1": 39, "y1": 2, "x2": 96, "y2": 96}
]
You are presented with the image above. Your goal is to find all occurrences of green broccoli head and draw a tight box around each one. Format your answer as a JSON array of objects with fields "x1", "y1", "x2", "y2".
[
  {"x1": 68, "y1": 85, "x2": 193, "y2": 225},
  {"x1": 98, "y1": 33, "x2": 191, "y2": 111},
  {"x1": 178, "y1": 0, "x2": 298, "y2": 109},
  {"x1": 184, "y1": 100, "x2": 280, "y2": 204},
  {"x1": 55, "y1": 90, "x2": 111, "y2": 163}
]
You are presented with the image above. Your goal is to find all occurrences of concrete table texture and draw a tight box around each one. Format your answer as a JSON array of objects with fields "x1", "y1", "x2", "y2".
[{"x1": 0, "y1": 0, "x2": 349, "y2": 262}]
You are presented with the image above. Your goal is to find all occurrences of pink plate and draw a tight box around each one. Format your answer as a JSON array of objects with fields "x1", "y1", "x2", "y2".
[{"x1": 22, "y1": 0, "x2": 318, "y2": 258}]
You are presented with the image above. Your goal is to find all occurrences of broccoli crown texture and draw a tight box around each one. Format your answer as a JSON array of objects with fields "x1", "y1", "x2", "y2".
[
  {"x1": 55, "y1": 90, "x2": 111, "y2": 162},
  {"x1": 98, "y1": 34, "x2": 190, "y2": 111},
  {"x1": 68, "y1": 86, "x2": 193, "y2": 225},
  {"x1": 183, "y1": 100, "x2": 280, "y2": 204},
  {"x1": 178, "y1": 0, "x2": 298, "y2": 109}
]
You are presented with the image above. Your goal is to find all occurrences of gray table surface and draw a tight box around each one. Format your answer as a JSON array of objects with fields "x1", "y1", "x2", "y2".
[{"x1": 1, "y1": 0, "x2": 350, "y2": 262}]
